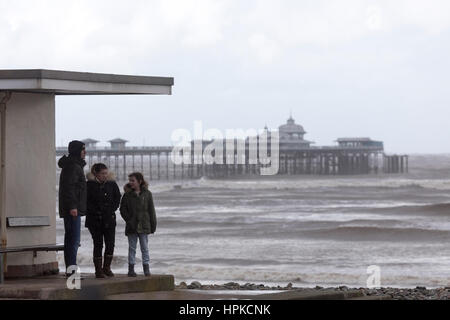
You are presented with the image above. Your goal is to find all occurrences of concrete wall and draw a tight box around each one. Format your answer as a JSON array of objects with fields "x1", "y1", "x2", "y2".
[{"x1": 3, "y1": 92, "x2": 57, "y2": 272}]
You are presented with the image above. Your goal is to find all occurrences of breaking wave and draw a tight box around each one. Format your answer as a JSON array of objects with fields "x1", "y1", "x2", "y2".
[
  {"x1": 301, "y1": 226, "x2": 450, "y2": 242},
  {"x1": 368, "y1": 203, "x2": 450, "y2": 216},
  {"x1": 145, "y1": 177, "x2": 450, "y2": 193}
]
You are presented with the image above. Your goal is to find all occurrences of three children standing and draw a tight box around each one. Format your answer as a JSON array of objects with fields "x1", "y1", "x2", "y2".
[{"x1": 59, "y1": 141, "x2": 158, "y2": 278}]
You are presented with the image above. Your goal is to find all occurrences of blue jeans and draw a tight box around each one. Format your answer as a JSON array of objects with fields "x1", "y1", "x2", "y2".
[
  {"x1": 127, "y1": 233, "x2": 150, "y2": 265},
  {"x1": 64, "y1": 215, "x2": 81, "y2": 272}
]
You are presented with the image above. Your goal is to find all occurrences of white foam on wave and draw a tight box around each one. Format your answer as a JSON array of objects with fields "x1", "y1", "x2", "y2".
[{"x1": 159, "y1": 176, "x2": 450, "y2": 192}]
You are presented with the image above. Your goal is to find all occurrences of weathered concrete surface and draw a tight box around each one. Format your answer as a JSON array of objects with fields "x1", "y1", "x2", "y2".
[
  {"x1": 0, "y1": 274, "x2": 392, "y2": 300},
  {"x1": 0, "y1": 273, "x2": 174, "y2": 300}
]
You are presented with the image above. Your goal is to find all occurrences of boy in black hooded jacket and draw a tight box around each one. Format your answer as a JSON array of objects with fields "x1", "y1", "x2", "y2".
[{"x1": 58, "y1": 140, "x2": 87, "y2": 276}]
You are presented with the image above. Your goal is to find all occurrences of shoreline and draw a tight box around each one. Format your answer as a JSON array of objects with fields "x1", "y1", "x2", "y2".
[{"x1": 176, "y1": 281, "x2": 450, "y2": 300}]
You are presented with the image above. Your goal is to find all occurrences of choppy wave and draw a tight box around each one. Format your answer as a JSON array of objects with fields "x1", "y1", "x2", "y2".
[
  {"x1": 143, "y1": 177, "x2": 450, "y2": 193},
  {"x1": 301, "y1": 226, "x2": 450, "y2": 242},
  {"x1": 369, "y1": 203, "x2": 450, "y2": 216},
  {"x1": 162, "y1": 224, "x2": 450, "y2": 243},
  {"x1": 187, "y1": 258, "x2": 289, "y2": 267}
]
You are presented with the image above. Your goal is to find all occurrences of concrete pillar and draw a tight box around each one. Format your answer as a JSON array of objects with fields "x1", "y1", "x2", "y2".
[
  {"x1": 1, "y1": 93, "x2": 58, "y2": 277},
  {"x1": 0, "y1": 93, "x2": 9, "y2": 258}
]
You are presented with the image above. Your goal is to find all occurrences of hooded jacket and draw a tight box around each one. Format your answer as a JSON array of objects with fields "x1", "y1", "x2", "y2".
[
  {"x1": 85, "y1": 172, "x2": 121, "y2": 229},
  {"x1": 120, "y1": 183, "x2": 157, "y2": 236},
  {"x1": 58, "y1": 155, "x2": 87, "y2": 218}
]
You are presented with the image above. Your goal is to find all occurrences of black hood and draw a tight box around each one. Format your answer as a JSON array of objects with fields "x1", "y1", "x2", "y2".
[
  {"x1": 68, "y1": 140, "x2": 85, "y2": 157},
  {"x1": 58, "y1": 155, "x2": 86, "y2": 169}
]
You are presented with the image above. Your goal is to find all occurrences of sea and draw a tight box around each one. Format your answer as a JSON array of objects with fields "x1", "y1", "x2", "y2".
[{"x1": 56, "y1": 154, "x2": 450, "y2": 288}]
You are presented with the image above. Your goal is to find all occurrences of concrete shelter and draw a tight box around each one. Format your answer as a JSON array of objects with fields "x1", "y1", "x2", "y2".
[{"x1": 0, "y1": 69, "x2": 174, "y2": 278}]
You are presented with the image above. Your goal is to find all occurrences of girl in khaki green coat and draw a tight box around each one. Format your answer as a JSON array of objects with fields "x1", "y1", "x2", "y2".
[{"x1": 120, "y1": 172, "x2": 157, "y2": 277}]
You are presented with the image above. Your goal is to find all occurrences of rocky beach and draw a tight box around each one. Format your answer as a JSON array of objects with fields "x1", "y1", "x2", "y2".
[{"x1": 176, "y1": 281, "x2": 450, "y2": 300}]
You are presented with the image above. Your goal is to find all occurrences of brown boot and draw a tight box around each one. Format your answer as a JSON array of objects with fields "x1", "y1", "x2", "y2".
[
  {"x1": 103, "y1": 255, "x2": 114, "y2": 277},
  {"x1": 128, "y1": 264, "x2": 137, "y2": 277},
  {"x1": 94, "y1": 257, "x2": 106, "y2": 278},
  {"x1": 143, "y1": 264, "x2": 151, "y2": 277}
]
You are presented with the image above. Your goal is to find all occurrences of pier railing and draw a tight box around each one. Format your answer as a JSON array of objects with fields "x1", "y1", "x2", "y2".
[{"x1": 56, "y1": 145, "x2": 408, "y2": 181}]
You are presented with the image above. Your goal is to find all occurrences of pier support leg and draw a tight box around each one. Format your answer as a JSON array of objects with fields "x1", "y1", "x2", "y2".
[
  {"x1": 149, "y1": 154, "x2": 152, "y2": 181},
  {"x1": 157, "y1": 153, "x2": 161, "y2": 180},
  {"x1": 167, "y1": 152, "x2": 169, "y2": 180}
]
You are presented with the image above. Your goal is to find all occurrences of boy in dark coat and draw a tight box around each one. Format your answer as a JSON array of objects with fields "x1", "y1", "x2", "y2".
[
  {"x1": 86, "y1": 163, "x2": 121, "y2": 278},
  {"x1": 58, "y1": 140, "x2": 87, "y2": 276}
]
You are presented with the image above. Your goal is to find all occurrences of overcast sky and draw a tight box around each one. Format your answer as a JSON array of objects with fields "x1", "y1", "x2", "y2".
[{"x1": 1, "y1": 0, "x2": 449, "y2": 153}]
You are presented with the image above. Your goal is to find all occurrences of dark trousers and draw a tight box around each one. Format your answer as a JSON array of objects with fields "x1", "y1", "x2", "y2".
[
  {"x1": 88, "y1": 225, "x2": 115, "y2": 258},
  {"x1": 63, "y1": 215, "x2": 81, "y2": 271}
]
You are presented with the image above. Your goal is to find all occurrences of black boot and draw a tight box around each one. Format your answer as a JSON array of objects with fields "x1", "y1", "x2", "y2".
[
  {"x1": 103, "y1": 255, "x2": 114, "y2": 277},
  {"x1": 65, "y1": 269, "x2": 75, "y2": 278},
  {"x1": 94, "y1": 257, "x2": 106, "y2": 278},
  {"x1": 128, "y1": 264, "x2": 137, "y2": 277},
  {"x1": 65, "y1": 267, "x2": 84, "y2": 280},
  {"x1": 143, "y1": 264, "x2": 151, "y2": 277}
]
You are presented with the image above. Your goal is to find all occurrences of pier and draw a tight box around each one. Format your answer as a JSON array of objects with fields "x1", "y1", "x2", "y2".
[{"x1": 56, "y1": 117, "x2": 408, "y2": 181}]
